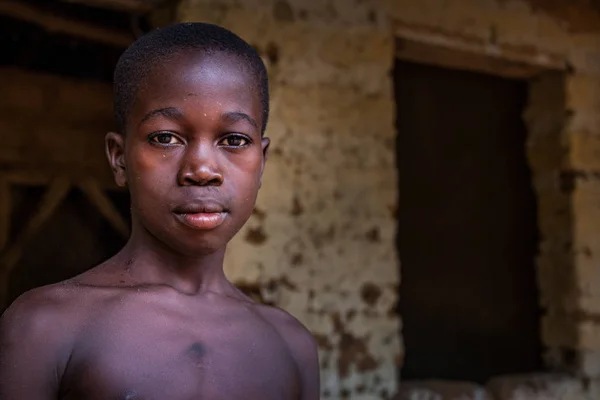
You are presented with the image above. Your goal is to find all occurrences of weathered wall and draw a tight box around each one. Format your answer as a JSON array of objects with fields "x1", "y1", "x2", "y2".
[
  {"x1": 393, "y1": 0, "x2": 600, "y2": 385},
  {"x1": 385, "y1": 5, "x2": 600, "y2": 374},
  {"x1": 177, "y1": 1, "x2": 400, "y2": 398},
  {"x1": 389, "y1": 7, "x2": 599, "y2": 378},
  {"x1": 386, "y1": 4, "x2": 598, "y2": 381},
  {"x1": 393, "y1": 0, "x2": 600, "y2": 378},
  {"x1": 177, "y1": 0, "x2": 600, "y2": 398},
  {"x1": 389, "y1": 0, "x2": 600, "y2": 393}
]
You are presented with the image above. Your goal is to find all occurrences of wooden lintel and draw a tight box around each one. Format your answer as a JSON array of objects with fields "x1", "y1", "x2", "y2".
[
  {"x1": 0, "y1": 0, "x2": 134, "y2": 47},
  {"x1": 395, "y1": 22, "x2": 567, "y2": 80}
]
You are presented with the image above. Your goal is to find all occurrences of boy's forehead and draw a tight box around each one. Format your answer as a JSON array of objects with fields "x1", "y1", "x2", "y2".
[
  {"x1": 140, "y1": 51, "x2": 257, "y2": 98},
  {"x1": 160, "y1": 51, "x2": 247, "y2": 80},
  {"x1": 129, "y1": 50, "x2": 262, "y2": 126}
]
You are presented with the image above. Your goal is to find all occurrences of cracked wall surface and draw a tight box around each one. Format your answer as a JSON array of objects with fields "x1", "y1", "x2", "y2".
[{"x1": 177, "y1": 0, "x2": 600, "y2": 398}]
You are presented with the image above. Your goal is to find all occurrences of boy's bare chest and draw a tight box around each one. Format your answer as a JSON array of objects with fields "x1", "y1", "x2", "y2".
[{"x1": 61, "y1": 306, "x2": 300, "y2": 399}]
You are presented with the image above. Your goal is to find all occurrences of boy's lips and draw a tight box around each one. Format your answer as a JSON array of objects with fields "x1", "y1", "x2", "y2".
[
  {"x1": 175, "y1": 212, "x2": 226, "y2": 230},
  {"x1": 173, "y1": 200, "x2": 226, "y2": 214},
  {"x1": 173, "y1": 201, "x2": 227, "y2": 230}
]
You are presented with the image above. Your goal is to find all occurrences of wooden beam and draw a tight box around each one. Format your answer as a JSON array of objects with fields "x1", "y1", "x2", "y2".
[
  {"x1": 394, "y1": 22, "x2": 567, "y2": 80},
  {"x1": 0, "y1": 178, "x2": 71, "y2": 271},
  {"x1": 78, "y1": 178, "x2": 129, "y2": 239},
  {"x1": 0, "y1": 167, "x2": 118, "y2": 190},
  {"x1": 61, "y1": 0, "x2": 166, "y2": 13},
  {"x1": 396, "y1": 38, "x2": 547, "y2": 80},
  {"x1": 0, "y1": 0, "x2": 134, "y2": 47},
  {"x1": 0, "y1": 178, "x2": 71, "y2": 310}
]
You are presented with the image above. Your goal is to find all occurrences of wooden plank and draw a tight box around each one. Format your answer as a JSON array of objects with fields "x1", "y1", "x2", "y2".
[
  {"x1": 0, "y1": 170, "x2": 54, "y2": 187},
  {"x1": 394, "y1": 24, "x2": 567, "y2": 79},
  {"x1": 0, "y1": 168, "x2": 117, "y2": 190},
  {"x1": 78, "y1": 178, "x2": 129, "y2": 239},
  {"x1": 0, "y1": 0, "x2": 133, "y2": 47},
  {"x1": 396, "y1": 39, "x2": 545, "y2": 79},
  {"x1": 0, "y1": 178, "x2": 71, "y2": 310}
]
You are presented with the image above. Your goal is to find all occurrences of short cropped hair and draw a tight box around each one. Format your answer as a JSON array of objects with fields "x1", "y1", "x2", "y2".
[{"x1": 113, "y1": 22, "x2": 269, "y2": 134}]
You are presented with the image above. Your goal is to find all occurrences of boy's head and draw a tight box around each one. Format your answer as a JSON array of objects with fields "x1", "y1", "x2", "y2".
[
  {"x1": 106, "y1": 23, "x2": 270, "y2": 256},
  {"x1": 113, "y1": 22, "x2": 269, "y2": 135}
]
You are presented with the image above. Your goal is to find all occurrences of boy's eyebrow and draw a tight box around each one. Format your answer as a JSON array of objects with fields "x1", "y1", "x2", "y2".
[
  {"x1": 139, "y1": 107, "x2": 185, "y2": 126},
  {"x1": 222, "y1": 111, "x2": 258, "y2": 130},
  {"x1": 139, "y1": 108, "x2": 259, "y2": 130}
]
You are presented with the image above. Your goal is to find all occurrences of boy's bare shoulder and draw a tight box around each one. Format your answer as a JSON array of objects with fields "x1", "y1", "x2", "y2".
[
  {"x1": 251, "y1": 302, "x2": 320, "y2": 397},
  {"x1": 253, "y1": 302, "x2": 318, "y2": 363},
  {"x1": 0, "y1": 276, "x2": 115, "y2": 354},
  {"x1": 0, "y1": 281, "x2": 85, "y2": 345},
  {"x1": 256, "y1": 303, "x2": 314, "y2": 341},
  {"x1": 0, "y1": 281, "x2": 91, "y2": 394}
]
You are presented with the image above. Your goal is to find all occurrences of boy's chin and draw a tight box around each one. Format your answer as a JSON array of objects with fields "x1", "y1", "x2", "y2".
[
  {"x1": 137, "y1": 224, "x2": 228, "y2": 257},
  {"x1": 164, "y1": 235, "x2": 230, "y2": 257},
  {"x1": 137, "y1": 213, "x2": 247, "y2": 257}
]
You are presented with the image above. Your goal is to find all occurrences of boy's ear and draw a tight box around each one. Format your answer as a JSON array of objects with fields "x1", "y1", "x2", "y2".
[
  {"x1": 105, "y1": 132, "x2": 127, "y2": 187},
  {"x1": 259, "y1": 137, "x2": 270, "y2": 188}
]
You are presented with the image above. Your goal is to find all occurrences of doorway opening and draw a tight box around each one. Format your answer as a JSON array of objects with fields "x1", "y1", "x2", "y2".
[{"x1": 395, "y1": 59, "x2": 544, "y2": 383}]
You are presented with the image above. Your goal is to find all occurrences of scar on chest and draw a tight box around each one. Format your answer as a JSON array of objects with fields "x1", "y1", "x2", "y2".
[{"x1": 187, "y1": 342, "x2": 206, "y2": 360}]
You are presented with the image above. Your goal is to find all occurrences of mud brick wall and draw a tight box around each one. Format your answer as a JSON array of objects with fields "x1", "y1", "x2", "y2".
[{"x1": 177, "y1": 0, "x2": 600, "y2": 398}]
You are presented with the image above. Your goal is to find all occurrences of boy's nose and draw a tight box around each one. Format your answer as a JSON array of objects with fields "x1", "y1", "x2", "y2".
[{"x1": 177, "y1": 144, "x2": 223, "y2": 186}]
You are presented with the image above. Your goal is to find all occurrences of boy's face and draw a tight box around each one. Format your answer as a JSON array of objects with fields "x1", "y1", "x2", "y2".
[{"x1": 106, "y1": 51, "x2": 269, "y2": 256}]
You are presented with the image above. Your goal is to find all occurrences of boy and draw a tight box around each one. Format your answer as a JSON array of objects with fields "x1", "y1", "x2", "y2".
[{"x1": 0, "y1": 22, "x2": 319, "y2": 399}]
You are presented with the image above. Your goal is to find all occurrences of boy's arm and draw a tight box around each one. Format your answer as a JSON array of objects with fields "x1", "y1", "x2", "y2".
[
  {"x1": 290, "y1": 328, "x2": 320, "y2": 400},
  {"x1": 0, "y1": 290, "x2": 69, "y2": 399}
]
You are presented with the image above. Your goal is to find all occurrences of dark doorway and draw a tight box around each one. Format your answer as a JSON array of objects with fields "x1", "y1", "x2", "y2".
[{"x1": 395, "y1": 60, "x2": 543, "y2": 383}]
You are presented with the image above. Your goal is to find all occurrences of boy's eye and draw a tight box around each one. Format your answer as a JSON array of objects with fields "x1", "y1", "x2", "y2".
[
  {"x1": 220, "y1": 135, "x2": 249, "y2": 147},
  {"x1": 150, "y1": 133, "x2": 182, "y2": 145}
]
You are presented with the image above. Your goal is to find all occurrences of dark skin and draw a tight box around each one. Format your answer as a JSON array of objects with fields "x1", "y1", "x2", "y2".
[{"x1": 0, "y1": 51, "x2": 320, "y2": 399}]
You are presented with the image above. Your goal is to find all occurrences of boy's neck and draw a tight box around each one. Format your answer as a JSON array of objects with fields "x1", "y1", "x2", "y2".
[{"x1": 113, "y1": 226, "x2": 233, "y2": 296}]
